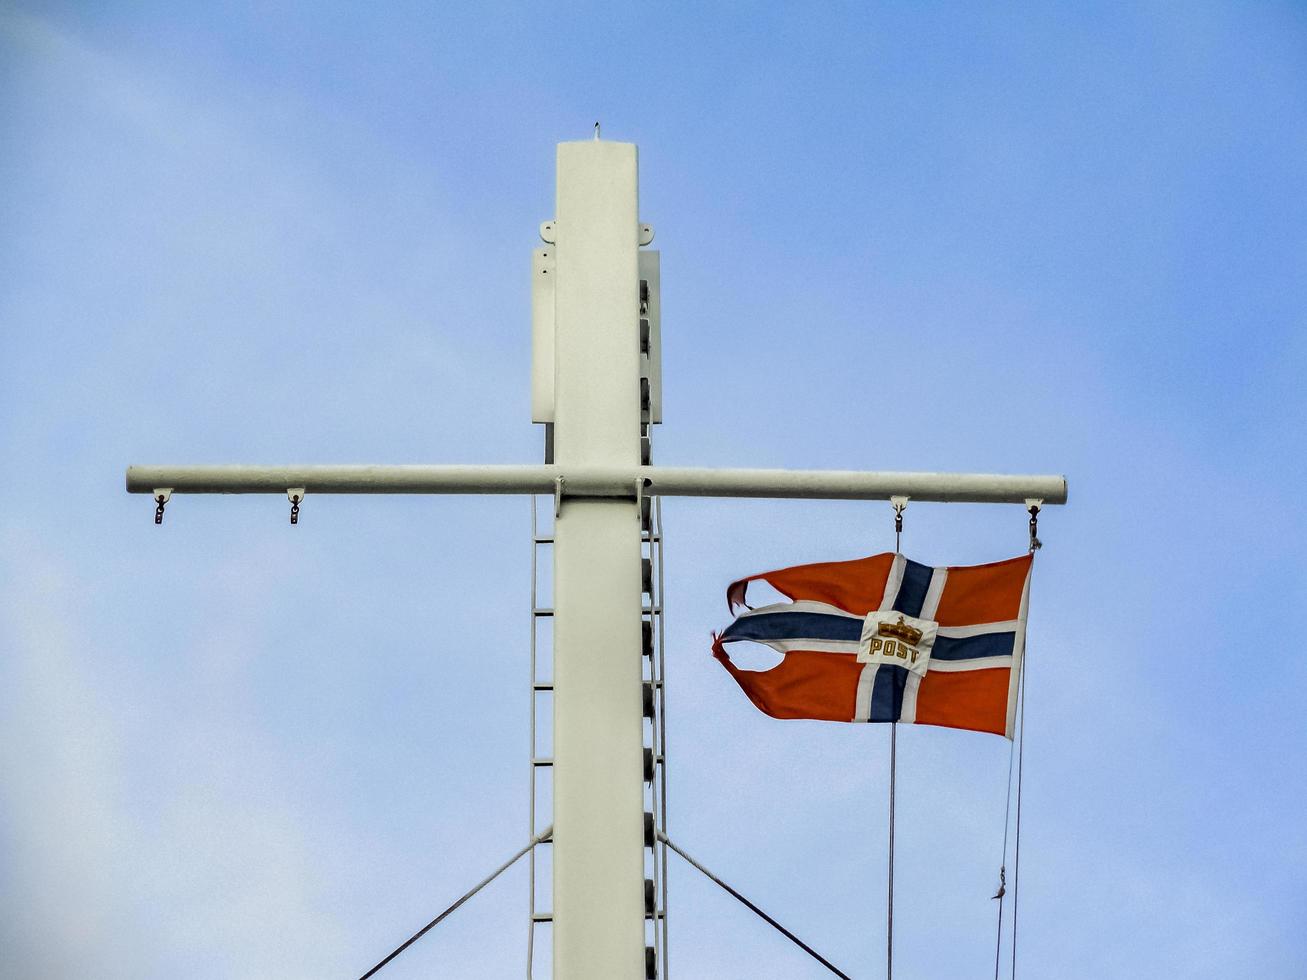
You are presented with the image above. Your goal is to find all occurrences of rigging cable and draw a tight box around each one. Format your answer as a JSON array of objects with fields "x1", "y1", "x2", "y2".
[
  {"x1": 1010, "y1": 651, "x2": 1028, "y2": 979},
  {"x1": 992, "y1": 714, "x2": 1017, "y2": 979},
  {"x1": 993, "y1": 502, "x2": 1040, "y2": 977},
  {"x1": 1012, "y1": 502, "x2": 1039, "y2": 977},
  {"x1": 887, "y1": 495, "x2": 907, "y2": 980},
  {"x1": 994, "y1": 502, "x2": 1039, "y2": 977},
  {"x1": 887, "y1": 721, "x2": 897, "y2": 980},
  {"x1": 359, "y1": 826, "x2": 553, "y2": 980},
  {"x1": 659, "y1": 832, "x2": 852, "y2": 980}
]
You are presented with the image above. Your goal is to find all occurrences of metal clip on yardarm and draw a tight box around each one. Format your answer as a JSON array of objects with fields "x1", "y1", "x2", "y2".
[
  {"x1": 153, "y1": 488, "x2": 172, "y2": 525},
  {"x1": 1025, "y1": 498, "x2": 1043, "y2": 552},
  {"x1": 890, "y1": 495, "x2": 908, "y2": 554},
  {"x1": 288, "y1": 488, "x2": 305, "y2": 526}
]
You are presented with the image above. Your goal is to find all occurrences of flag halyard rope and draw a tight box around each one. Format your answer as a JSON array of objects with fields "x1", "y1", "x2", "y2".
[
  {"x1": 1010, "y1": 656, "x2": 1028, "y2": 980},
  {"x1": 994, "y1": 502, "x2": 1040, "y2": 977},
  {"x1": 886, "y1": 495, "x2": 907, "y2": 980},
  {"x1": 887, "y1": 721, "x2": 898, "y2": 980},
  {"x1": 1010, "y1": 502, "x2": 1039, "y2": 978},
  {"x1": 992, "y1": 729, "x2": 1016, "y2": 980}
]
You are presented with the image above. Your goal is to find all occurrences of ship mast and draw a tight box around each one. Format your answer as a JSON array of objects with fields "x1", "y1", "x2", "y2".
[{"x1": 127, "y1": 135, "x2": 1066, "y2": 977}]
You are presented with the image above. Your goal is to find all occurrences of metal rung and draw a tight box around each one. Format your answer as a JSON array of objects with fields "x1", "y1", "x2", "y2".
[
  {"x1": 533, "y1": 682, "x2": 554, "y2": 691},
  {"x1": 539, "y1": 534, "x2": 656, "y2": 545},
  {"x1": 532, "y1": 913, "x2": 553, "y2": 923},
  {"x1": 533, "y1": 757, "x2": 554, "y2": 767},
  {"x1": 642, "y1": 606, "x2": 662, "y2": 615},
  {"x1": 534, "y1": 607, "x2": 555, "y2": 617}
]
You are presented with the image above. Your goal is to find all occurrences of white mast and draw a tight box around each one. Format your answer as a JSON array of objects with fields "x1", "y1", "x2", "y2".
[{"x1": 549, "y1": 138, "x2": 647, "y2": 978}]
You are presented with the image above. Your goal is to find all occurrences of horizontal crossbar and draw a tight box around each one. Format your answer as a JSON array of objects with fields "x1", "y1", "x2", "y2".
[{"x1": 125, "y1": 464, "x2": 1067, "y2": 504}]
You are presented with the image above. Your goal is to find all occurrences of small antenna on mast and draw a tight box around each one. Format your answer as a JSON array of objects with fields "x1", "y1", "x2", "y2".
[{"x1": 594, "y1": 121, "x2": 601, "y2": 140}]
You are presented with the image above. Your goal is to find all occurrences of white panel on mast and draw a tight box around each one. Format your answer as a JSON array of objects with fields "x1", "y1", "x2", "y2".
[
  {"x1": 639, "y1": 250, "x2": 662, "y2": 425},
  {"x1": 531, "y1": 246, "x2": 557, "y2": 423},
  {"x1": 535, "y1": 239, "x2": 660, "y2": 427}
]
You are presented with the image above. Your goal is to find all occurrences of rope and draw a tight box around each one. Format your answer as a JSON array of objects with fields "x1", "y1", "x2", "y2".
[
  {"x1": 992, "y1": 733, "x2": 1016, "y2": 980},
  {"x1": 887, "y1": 496, "x2": 905, "y2": 980},
  {"x1": 1009, "y1": 506, "x2": 1039, "y2": 978},
  {"x1": 887, "y1": 722, "x2": 897, "y2": 980},
  {"x1": 659, "y1": 832, "x2": 852, "y2": 980},
  {"x1": 1010, "y1": 660, "x2": 1027, "y2": 979},
  {"x1": 994, "y1": 505, "x2": 1040, "y2": 977},
  {"x1": 358, "y1": 826, "x2": 552, "y2": 980},
  {"x1": 886, "y1": 497, "x2": 907, "y2": 979}
]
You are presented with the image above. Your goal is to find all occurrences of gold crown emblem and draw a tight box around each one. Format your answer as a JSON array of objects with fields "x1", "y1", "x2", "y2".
[{"x1": 877, "y1": 615, "x2": 923, "y2": 646}]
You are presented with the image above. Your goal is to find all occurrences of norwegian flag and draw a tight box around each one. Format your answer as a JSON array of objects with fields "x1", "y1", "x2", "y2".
[{"x1": 712, "y1": 552, "x2": 1032, "y2": 737}]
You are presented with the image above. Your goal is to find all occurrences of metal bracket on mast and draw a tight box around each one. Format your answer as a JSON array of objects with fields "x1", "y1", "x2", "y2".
[
  {"x1": 635, "y1": 477, "x2": 652, "y2": 524},
  {"x1": 555, "y1": 475, "x2": 565, "y2": 519}
]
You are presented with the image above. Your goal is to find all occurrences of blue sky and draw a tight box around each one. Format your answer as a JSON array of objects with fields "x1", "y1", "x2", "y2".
[{"x1": 2, "y1": 3, "x2": 1305, "y2": 977}]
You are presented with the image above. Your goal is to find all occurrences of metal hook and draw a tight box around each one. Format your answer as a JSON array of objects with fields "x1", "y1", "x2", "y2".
[
  {"x1": 153, "y1": 488, "x2": 172, "y2": 525},
  {"x1": 890, "y1": 495, "x2": 908, "y2": 553},
  {"x1": 1025, "y1": 498, "x2": 1043, "y2": 552},
  {"x1": 288, "y1": 487, "x2": 305, "y2": 525}
]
